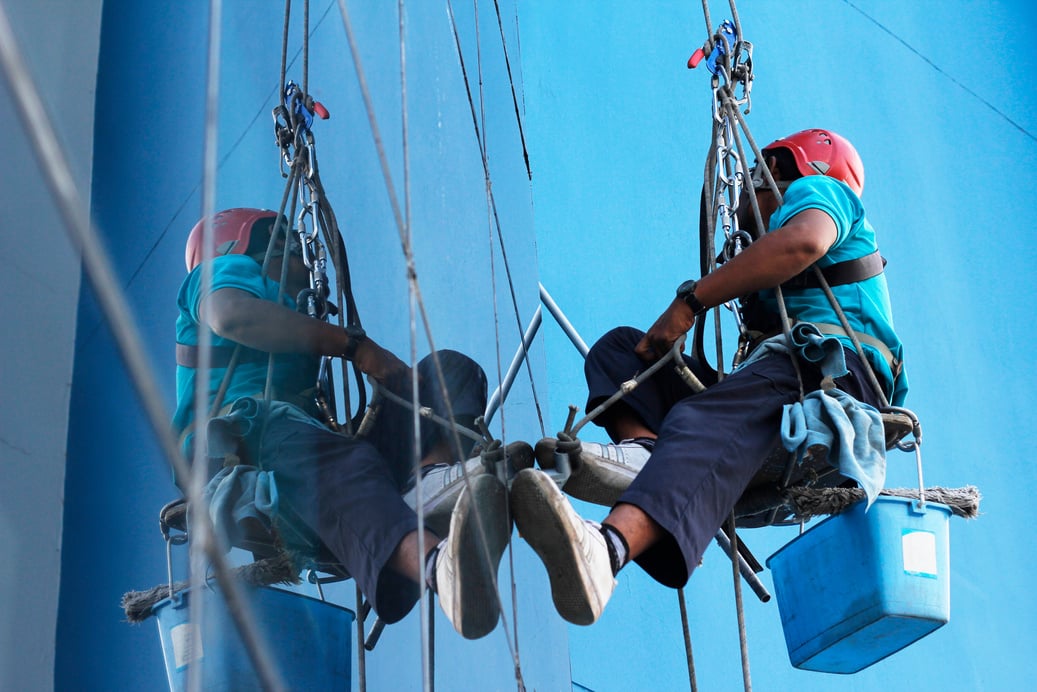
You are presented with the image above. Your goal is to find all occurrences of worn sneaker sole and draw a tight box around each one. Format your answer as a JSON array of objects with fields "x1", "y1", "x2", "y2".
[
  {"x1": 418, "y1": 441, "x2": 533, "y2": 538},
  {"x1": 511, "y1": 469, "x2": 611, "y2": 625},
  {"x1": 447, "y1": 474, "x2": 510, "y2": 639},
  {"x1": 534, "y1": 438, "x2": 635, "y2": 507}
]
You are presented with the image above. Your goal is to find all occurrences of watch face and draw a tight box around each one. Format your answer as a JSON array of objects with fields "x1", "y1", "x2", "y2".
[{"x1": 677, "y1": 279, "x2": 697, "y2": 296}]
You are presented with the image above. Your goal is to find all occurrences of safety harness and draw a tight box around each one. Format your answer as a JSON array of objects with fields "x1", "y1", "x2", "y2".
[
  {"x1": 739, "y1": 249, "x2": 901, "y2": 379},
  {"x1": 781, "y1": 249, "x2": 884, "y2": 290}
]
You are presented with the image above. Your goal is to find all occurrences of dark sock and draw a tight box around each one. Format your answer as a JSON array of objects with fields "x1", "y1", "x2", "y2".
[{"x1": 600, "y1": 524, "x2": 630, "y2": 576}]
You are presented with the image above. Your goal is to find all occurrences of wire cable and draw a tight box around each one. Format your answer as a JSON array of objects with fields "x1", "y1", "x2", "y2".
[
  {"x1": 842, "y1": 0, "x2": 1036, "y2": 145},
  {"x1": 335, "y1": 0, "x2": 524, "y2": 678},
  {"x1": 446, "y1": 0, "x2": 546, "y2": 439}
]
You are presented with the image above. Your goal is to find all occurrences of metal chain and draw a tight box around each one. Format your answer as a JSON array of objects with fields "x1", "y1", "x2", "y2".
[{"x1": 692, "y1": 13, "x2": 759, "y2": 692}]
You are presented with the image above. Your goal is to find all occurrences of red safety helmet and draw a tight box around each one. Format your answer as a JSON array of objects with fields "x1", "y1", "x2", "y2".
[
  {"x1": 762, "y1": 128, "x2": 865, "y2": 196},
  {"x1": 184, "y1": 208, "x2": 280, "y2": 271}
]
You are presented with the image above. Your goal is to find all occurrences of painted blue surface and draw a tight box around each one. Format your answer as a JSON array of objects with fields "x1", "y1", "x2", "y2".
[
  {"x1": 154, "y1": 586, "x2": 355, "y2": 691},
  {"x1": 60, "y1": 1, "x2": 565, "y2": 690},
  {"x1": 522, "y1": 2, "x2": 1037, "y2": 690},
  {"x1": 54, "y1": 1, "x2": 1037, "y2": 690}
]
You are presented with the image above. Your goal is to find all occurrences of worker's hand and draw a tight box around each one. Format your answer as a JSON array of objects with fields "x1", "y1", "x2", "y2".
[
  {"x1": 353, "y1": 338, "x2": 410, "y2": 386},
  {"x1": 635, "y1": 298, "x2": 695, "y2": 362}
]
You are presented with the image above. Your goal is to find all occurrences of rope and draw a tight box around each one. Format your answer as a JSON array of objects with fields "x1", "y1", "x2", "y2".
[
  {"x1": 394, "y1": 4, "x2": 434, "y2": 689},
  {"x1": 448, "y1": 4, "x2": 531, "y2": 684},
  {"x1": 280, "y1": 0, "x2": 291, "y2": 100},
  {"x1": 186, "y1": 2, "x2": 231, "y2": 688},
  {"x1": 446, "y1": 0, "x2": 547, "y2": 441},
  {"x1": 335, "y1": 2, "x2": 525, "y2": 680},
  {"x1": 121, "y1": 551, "x2": 302, "y2": 623},
  {"x1": 302, "y1": 0, "x2": 310, "y2": 95},
  {"x1": 471, "y1": 3, "x2": 524, "y2": 680},
  {"x1": 727, "y1": 515, "x2": 752, "y2": 691},
  {"x1": 694, "y1": 13, "x2": 763, "y2": 692},
  {"x1": 677, "y1": 589, "x2": 699, "y2": 691},
  {"x1": 491, "y1": 0, "x2": 531, "y2": 181},
  {"x1": 787, "y1": 485, "x2": 981, "y2": 521}
]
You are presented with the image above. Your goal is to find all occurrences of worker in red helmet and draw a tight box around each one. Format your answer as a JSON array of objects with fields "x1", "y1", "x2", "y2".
[
  {"x1": 172, "y1": 208, "x2": 524, "y2": 639},
  {"x1": 510, "y1": 129, "x2": 908, "y2": 626}
]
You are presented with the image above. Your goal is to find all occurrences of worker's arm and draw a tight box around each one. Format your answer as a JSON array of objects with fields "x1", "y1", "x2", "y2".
[
  {"x1": 199, "y1": 287, "x2": 407, "y2": 382},
  {"x1": 636, "y1": 208, "x2": 838, "y2": 360}
]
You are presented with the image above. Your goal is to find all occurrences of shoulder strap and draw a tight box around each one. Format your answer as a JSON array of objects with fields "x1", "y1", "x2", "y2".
[{"x1": 782, "y1": 250, "x2": 886, "y2": 290}]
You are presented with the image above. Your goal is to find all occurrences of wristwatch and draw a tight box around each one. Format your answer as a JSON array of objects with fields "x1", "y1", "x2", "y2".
[
  {"x1": 675, "y1": 279, "x2": 708, "y2": 316},
  {"x1": 343, "y1": 324, "x2": 367, "y2": 360}
]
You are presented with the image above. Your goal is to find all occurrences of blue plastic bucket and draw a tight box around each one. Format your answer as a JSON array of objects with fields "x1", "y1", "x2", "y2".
[
  {"x1": 766, "y1": 496, "x2": 951, "y2": 673},
  {"x1": 153, "y1": 584, "x2": 354, "y2": 691}
]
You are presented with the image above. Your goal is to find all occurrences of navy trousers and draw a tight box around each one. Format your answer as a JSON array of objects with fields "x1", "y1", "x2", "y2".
[
  {"x1": 210, "y1": 349, "x2": 486, "y2": 623},
  {"x1": 584, "y1": 326, "x2": 879, "y2": 588}
]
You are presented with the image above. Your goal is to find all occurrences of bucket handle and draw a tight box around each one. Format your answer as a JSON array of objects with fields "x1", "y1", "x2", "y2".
[{"x1": 885, "y1": 406, "x2": 926, "y2": 513}]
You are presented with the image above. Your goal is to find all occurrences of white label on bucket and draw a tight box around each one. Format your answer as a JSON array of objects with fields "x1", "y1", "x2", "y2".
[
  {"x1": 902, "y1": 529, "x2": 938, "y2": 578},
  {"x1": 171, "y1": 623, "x2": 203, "y2": 670}
]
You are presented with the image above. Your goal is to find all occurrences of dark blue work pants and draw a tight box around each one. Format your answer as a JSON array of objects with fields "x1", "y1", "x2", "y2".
[
  {"x1": 584, "y1": 326, "x2": 878, "y2": 588},
  {"x1": 213, "y1": 350, "x2": 486, "y2": 623}
]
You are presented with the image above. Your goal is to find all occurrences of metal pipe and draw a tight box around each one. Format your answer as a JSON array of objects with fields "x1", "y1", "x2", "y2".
[
  {"x1": 484, "y1": 306, "x2": 542, "y2": 424},
  {"x1": 539, "y1": 283, "x2": 589, "y2": 357},
  {"x1": 713, "y1": 530, "x2": 771, "y2": 603}
]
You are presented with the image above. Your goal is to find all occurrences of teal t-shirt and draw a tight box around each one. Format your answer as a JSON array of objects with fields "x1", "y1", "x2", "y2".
[
  {"x1": 757, "y1": 175, "x2": 908, "y2": 405},
  {"x1": 172, "y1": 254, "x2": 321, "y2": 441}
]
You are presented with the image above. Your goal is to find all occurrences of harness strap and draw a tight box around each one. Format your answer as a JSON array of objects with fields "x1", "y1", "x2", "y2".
[
  {"x1": 782, "y1": 250, "x2": 885, "y2": 290},
  {"x1": 176, "y1": 342, "x2": 270, "y2": 369},
  {"x1": 812, "y1": 322, "x2": 902, "y2": 379}
]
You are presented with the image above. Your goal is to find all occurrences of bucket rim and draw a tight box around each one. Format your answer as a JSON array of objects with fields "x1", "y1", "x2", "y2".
[
  {"x1": 765, "y1": 495, "x2": 953, "y2": 567},
  {"x1": 151, "y1": 583, "x2": 357, "y2": 618}
]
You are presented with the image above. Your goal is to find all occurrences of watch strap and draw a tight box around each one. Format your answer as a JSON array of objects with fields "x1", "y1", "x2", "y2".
[{"x1": 676, "y1": 280, "x2": 708, "y2": 316}]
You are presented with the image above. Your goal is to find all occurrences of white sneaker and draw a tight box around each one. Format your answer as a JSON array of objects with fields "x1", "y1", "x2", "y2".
[
  {"x1": 405, "y1": 441, "x2": 533, "y2": 537},
  {"x1": 510, "y1": 468, "x2": 616, "y2": 625},
  {"x1": 434, "y1": 473, "x2": 510, "y2": 639},
  {"x1": 534, "y1": 437, "x2": 651, "y2": 507}
]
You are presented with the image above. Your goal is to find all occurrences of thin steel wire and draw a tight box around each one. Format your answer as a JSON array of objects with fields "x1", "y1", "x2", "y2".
[
  {"x1": 281, "y1": 0, "x2": 291, "y2": 98},
  {"x1": 335, "y1": 0, "x2": 523, "y2": 672},
  {"x1": 302, "y1": 0, "x2": 309, "y2": 95},
  {"x1": 491, "y1": 0, "x2": 531, "y2": 180},
  {"x1": 186, "y1": 0, "x2": 226, "y2": 688},
  {"x1": 445, "y1": 0, "x2": 546, "y2": 440},
  {"x1": 472, "y1": 2, "x2": 524, "y2": 683},
  {"x1": 728, "y1": 515, "x2": 752, "y2": 691},
  {"x1": 396, "y1": 2, "x2": 433, "y2": 688},
  {"x1": 677, "y1": 589, "x2": 699, "y2": 691}
]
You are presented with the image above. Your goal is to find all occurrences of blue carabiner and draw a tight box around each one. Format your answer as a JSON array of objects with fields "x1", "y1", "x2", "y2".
[
  {"x1": 283, "y1": 80, "x2": 314, "y2": 132},
  {"x1": 705, "y1": 20, "x2": 738, "y2": 76}
]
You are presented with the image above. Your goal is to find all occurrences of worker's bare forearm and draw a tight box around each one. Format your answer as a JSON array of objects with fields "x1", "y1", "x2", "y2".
[
  {"x1": 201, "y1": 288, "x2": 350, "y2": 356},
  {"x1": 695, "y1": 210, "x2": 836, "y2": 309}
]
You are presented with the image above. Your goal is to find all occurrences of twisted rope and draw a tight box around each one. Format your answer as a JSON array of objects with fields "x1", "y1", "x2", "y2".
[{"x1": 787, "y1": 485, "x2": 981, "y2": 521}]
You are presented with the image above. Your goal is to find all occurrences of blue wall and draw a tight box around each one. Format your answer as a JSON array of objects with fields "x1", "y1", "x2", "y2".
[
  {"x1": 60, "y1": 1, "x2": 566, "y2": 690},
  {"x1": 522, "y1": 2, "x2": 1037, "y2": 690},
  {"x1": 55, "y1": 1, "x2": 1037, "y2": 690}
]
